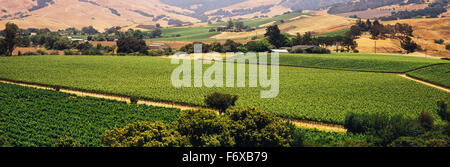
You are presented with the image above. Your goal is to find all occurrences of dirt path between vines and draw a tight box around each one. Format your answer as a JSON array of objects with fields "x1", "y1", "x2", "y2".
[
  {"x1": 397, "y1": 74, "x2": 450, "y2": 93},
  {"x1": 0, "y1": 79, "x2": 347, "y2": 133}
]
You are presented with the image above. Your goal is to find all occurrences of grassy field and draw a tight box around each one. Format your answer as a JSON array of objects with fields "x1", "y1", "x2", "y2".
[
  {"x1": 0, "y1": 83, "x2": 180, "y2": 147},
  {"x1": 148, "y1": 26, "x2": 221, "y2": 41},
  {"x1": 0, "y1": 55, "x2": 448, "y2": 124},
  {"x1": 407, "y1": 63, "x2": 450, "y2": 88},
  {"x1": 147, "y1": 12, "x2": 306, "y2": 41},
  {"x1": 213, "y1": 12, "x2": 307, "y2": 28},
  {"x1": 316, "y1": 28, "x2": 350, "y2": 37},
  {"x1": 269, "y1": 53, "x2": 449, "y2": 73}
]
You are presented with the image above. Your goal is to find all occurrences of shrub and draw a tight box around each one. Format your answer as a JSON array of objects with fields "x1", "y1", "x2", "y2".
[
  {"x1": 434, "y1": 39, "x2": 444, "y2": 44},
  {"x1": 175, "y1": 110, "x2": 234, "y2": 147},
  {"x1": 353, "y1": 49, "x2": 359, "y2": 53},
  {"x1": 147, "y1": 49, "x2": 164, "y2": 56},
  {"x1": 54, "y1": 136, "x2": 83, "y2": 147},
  {"x1": 446, "y1": 44, "x2": 450, "y2": 51},
  {"x1": 204, "y1": 92, "x2": 238, "y2": 114},
  {"x1": 286, "y1": 122, "x2": 303, "y2": 147},
  {"x1": 64, "y1": 49, "x2": 78, "y2": 55},
  {"x1": 237, "y1": 45, "x2": 248, "y2": 53},
  {"x1": 437, "y1": 100, "x2": 449, "y2": 122},
  {"x1": 344, "y1": 112, "x2": 370, "y2": 133},
  {"x1": 49, "y1": 51, "x2": 59, "y2": 55},
  {"x1": 344, "y1": 112, "x2": 421, "y2": 146},
  {"x1": 102, "y1": 122, "x2": 190, "y2": 147},
  {"x1": 389, "y1": 131, "x2": 450, "y2": 147},
  {"x1": 81, "y1": 48, "x2": 102, "y2": 55},
  {"x1": 37, "y1": 49, "x2": 47, "y2": 55},
  {"x1": 245, "y1": 39, "x2": 273, "y2": 52},
  {"x1": 22, "y1": 51, "x2": 39, "y2": 55},
  {"x1": 418, "y1": 111, "x2": 435, "y2": 131},
  {"x1": 310, "y1": 47, "x2": 331, "y2": 54},
  {"x1": 291, "y1": 48, "x2": 304, "y2": 53},
  {"x1": 227, "y1": 108, "x2": 293, "y2": 147}
]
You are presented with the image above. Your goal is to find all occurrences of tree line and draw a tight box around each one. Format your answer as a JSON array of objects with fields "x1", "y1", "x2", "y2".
[
  {"x1": 380, "y1": 0, "x2": 448, "y2": 21},
  {"x1": 352, "y1": 19, "x2": 420, "y2": 53}
]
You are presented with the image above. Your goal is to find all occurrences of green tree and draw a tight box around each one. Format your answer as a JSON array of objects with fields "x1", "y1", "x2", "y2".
[
  {"x1": 54, "y1": 136, "x2": 83, "y2": 147},
  {"x1": 151, "y1": 28, "x2": 162, "y2": 38},
  {"x1": 227, "y1": 108, "x2": 293, "y2": 147},
  {"x1": 204, "y1": 92, "x2": 238, "y2": 114},
  {"x1": 227, "y1": 19, "x2": 234, "y2": 30},
  {"x1": 175, "y1": 110, "x2": 234, "y2": 147},
  {"x1": 223, "y1": 39, "x2": 240, "y2": 52},
  {"x1": 246, "y1": 39, "x2": 273, "y2": 52},
  {"x1": 418, "y1": 111, "x2": 435, "y2": 131},
  {"x1": 102, "y1": 122, "x2": 190, "y2": 147},
  {"x1": 401, "y1": 36, "x2": 419, "y2": 54},
  {"x1": 53, "y1": 37, "x2": 73, "y2": 50},
  {"x1": 437, "y1": 100, "x2": 449, "y2": 121},
  {"x1": 2, "y1": 22, "x2": 19, "y2": 56},
  {"x1": 81, "y1": 26, "x2": 99, "y2": 35},
  {"x1": 116, "y1": 36, "x2": 148, "y2": 55},
  {"x1": 264, "y1": 25, "x2": 287, "y2": 48}
]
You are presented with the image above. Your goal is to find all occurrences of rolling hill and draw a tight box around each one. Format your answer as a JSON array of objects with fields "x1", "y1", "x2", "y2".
[{"x1": 0, "y1": 0, "x2": 350, "y2": 31}]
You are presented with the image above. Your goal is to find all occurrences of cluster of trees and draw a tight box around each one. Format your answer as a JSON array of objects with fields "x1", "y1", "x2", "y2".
[
  {"x1": 328, "y1": 0, "x2": 420, "y2": 14},
  {"x1": 380, "y1": 1, "x2": 448, "y2": 21},
  {"x1": 60, "y1": 26, "x2": 163, "y2": 42},
  {"x1": 265, "y1": 25, "x2": 356, "y2": 53},
  {"x1": 179, "y1": 40, "x2": 251, "y2": 53},
  {"x1": 214, "y1": 20, "x2": 254, "y2": 32},
  {"x1": 178, "y1": 39, "x2": 274, "y2": 53},
  {"x1": 0, "y1": 22, "x2": 171, "y2": 56},
  {"x1": 354, "y1": 19, "x2": 420, "y2": 53},
  {"x1": 102, "y1": 108, "x2": 296, "y2": 147},
  {"x1": 345, "y1": 100, "x2": 450, "y2": 147},
  {"x1": 115, "y1": 36, "x2": 173, "y2": 56}
]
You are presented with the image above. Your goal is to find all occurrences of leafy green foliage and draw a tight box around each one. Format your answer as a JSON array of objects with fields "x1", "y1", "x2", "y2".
[
  {"x1": 103, "y1": 108, "x2": 293, "y2": 147},
  {"x1": 265, "y1": 25, "x2": 288, "y2": 48},
  {"x1": 418, "y1": 111, "x2": 435, "y2": 131},
  {"x1": 117, "y1": 37, "x2": 148, "y2": 55},
  {"x1": 389, "y1": 131, "x2": 450, "y2": 147},
  {"x1": 54, "y1": 136, "x2": 83, "y2": 147},
  {"x1": 344, "y1": 112, "x2": 422, "y2": 146},
  {"x1": 0, "y1": 83, "x2": 180, "y2": 147},
  {"x1": 102, "y1": 122, "x2": 190, "y2": 147},
  {"x1": 291, "y1": 128, "x2": 369, "y2": 147},
  {"x1": 436, "y1": 100, "x2": 449, "y2": 122},
  {"x1": 204, "y1": 92, "x2": 238, "y2": 114},
  {"x1": 245, "y1": 39, "x2": 273, "y2": 52},
  {"x1": 175, "y1": 110, "x2": 234, "y2": 147},
  {"x1": 227, "y1": 108, "x2": 293, "y2": 147}
]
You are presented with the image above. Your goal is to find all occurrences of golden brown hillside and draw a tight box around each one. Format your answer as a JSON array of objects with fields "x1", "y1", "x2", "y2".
[{"x1": 356, "y1": 17, "x2": 450, "y2": 57}]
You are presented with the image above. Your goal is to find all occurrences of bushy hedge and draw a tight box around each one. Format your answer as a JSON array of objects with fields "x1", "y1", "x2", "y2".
[
  {"x1": 344, "y1": 112, "x2": 422, "y2": 146},
  {"x1": 102, "y1": 122, "x2": 190, "y2": 147},
  {"x1": 54, "y1": 136, "x2": 83, "y2": 147},
  {"x1": 102, "y1": 108, "x2": 294, "y2": 147},
  {"x1": 289, "y1": 47, "x2": 331, "y2": 54}
]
